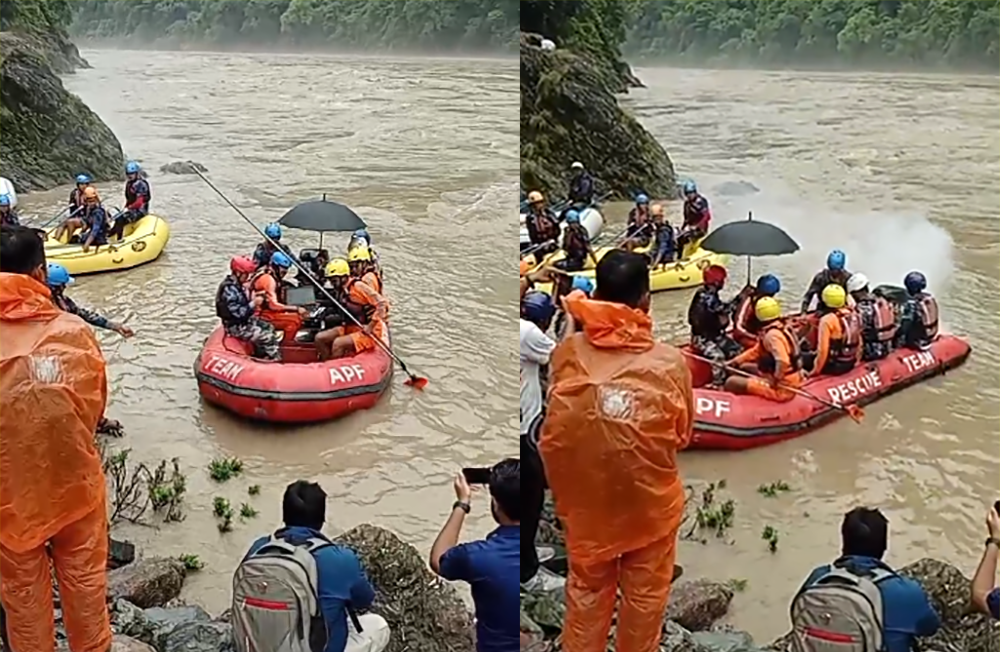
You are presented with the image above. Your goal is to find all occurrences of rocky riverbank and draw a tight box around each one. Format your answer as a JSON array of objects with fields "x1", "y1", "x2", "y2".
[
  {"x1": 18, "y1": 523, "x2": 477, "y2": 652},
  {"x1": 519, "y1": 32, "x2": 675, "y2": 201},
  {"x1": 522, "y1": 489, "x2": 1000, "y2": 652},
  {"x1": 0, "y1": 22, "x2": 123, "y2": 190}
]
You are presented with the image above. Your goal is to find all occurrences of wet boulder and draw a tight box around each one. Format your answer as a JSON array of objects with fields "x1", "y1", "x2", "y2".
[
  {"x1": 665, "y1": 580, "x2": 734, "y2": 632},
  {"x1": 159, "y1": 160, "x2": 208, "y2": 175},
  {"x1": 110, "y1": 599, "x2": 154, "y2": 641},
  {"x1": 160, "y1": 620, "x2": 235, "y2": 652},
  {"x1": 520, "y1": 34, "x2": 676, "y2": 201},
  {"x1": 0, "y1": 32, "x2": 123, "y2": 191},
  {"x1": 334, "y1": 523, "x2": 476, "y2": 652},
  {"x1": 107, "y1": 557, "x2": 186, "y2": 609},
  {"x1": 58, "y1": 635, "x2": 156, "y2": 652},
  {"x1": 713, "y1": 181, "x2": 760, "y2": 197},
  {"x1": 144, "y1": 605, "x2": 212, "y2": 650}
]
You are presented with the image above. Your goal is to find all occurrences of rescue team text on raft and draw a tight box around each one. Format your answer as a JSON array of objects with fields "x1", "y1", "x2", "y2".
[{"x1": 203, "y1": 354, "x2": 367, "y2": 385}]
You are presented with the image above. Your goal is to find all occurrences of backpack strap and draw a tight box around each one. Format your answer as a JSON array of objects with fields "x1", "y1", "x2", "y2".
[{"x1": 831, "y1": 559, "x2": 896, "y2": 585}]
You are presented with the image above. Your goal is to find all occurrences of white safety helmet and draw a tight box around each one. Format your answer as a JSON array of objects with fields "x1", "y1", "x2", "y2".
[
  {"x1": 846, "y1": 272, "x2": 869, "y2": 293},
  {"x1": 540, "y1": 38, "x2": 556, "y2": 51},
  {"x1": 570, "y1": 161, "x2": 584, "y2": 170}
]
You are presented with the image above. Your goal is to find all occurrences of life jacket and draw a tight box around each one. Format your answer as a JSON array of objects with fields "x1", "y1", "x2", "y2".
[
  {"x1": 563, "y1": 224, "x2": 588, "y2": 260},
  {"x1": 125, "y1": 179, "x2": 150, "y2": 207},
  {"x1": 734, "y1": 295, "x2": 763, "y2": 337},
  {"x1": 532, "y1": 210, "x2": 558, "y2": 241},
  {"x1": 362, "y1": 270, "x2": 383, "y2": 296},
  {"x1": 917, "y1": 294, "x2": 939, "y2": 340},
  {"x1": 69, "y1": 188, "x2": 83, "y2": 210},
  {"x1": 757, "y1": 323, "x2": 801, "y2": 375},
  {"x1": 249, "y1": 268, "x2": 277, "y2": 312},
  {"x1": 859, "y1": 296, "x2": 897, "y2": 344},
  {"x1": 215, "y1": 276, "x2": 250, "y2": 325},
  {"x1": 683, "y1": 195, "x2": 711, "y2": 229},
  {"x1": 342, "y1": 279, "x2": 375, "y2": 324},
  {"x1": 828, "y1": 308, "x2": 862, "y2": 365}
]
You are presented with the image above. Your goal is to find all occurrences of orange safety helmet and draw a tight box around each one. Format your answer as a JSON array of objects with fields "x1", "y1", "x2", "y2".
[
  {"x1": 519, "y1": 259, "x2": 532, "y2": 277},
  {"x1": 82, "y1": 187, "x2": 100, "y2": 204},
  {"x1": 527, "y1": 190, "x2": 544, "y2": 204}
]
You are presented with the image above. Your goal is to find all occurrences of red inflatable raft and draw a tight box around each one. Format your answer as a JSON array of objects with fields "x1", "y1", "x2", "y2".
[
  {"x1": 195, "y1": 324, "x2": 393, "y2": 423},
  {"x1": 685, "y1": 334, "x2": 971, "y2": 451}
]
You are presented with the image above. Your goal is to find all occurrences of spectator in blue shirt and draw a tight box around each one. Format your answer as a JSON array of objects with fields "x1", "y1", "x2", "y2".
[
  {"x1": 799, "y1": 507, "x2": 940, "y2": 652},
  {"x1": 430, "y1": 459, "x2": 519, "y2": 652},
  {"x1": 245, "y1": 481, "x2": 390, "y2": 652},
  {"x1": 971, "y1": 503, "x2": 1000, "y2": 619}
]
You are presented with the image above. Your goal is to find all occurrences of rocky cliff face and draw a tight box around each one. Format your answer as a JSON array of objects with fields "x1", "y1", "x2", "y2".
[
  {"x1": 520, "y1": 32, "x2": 675, "y2": 201},
  {"x1": 0, "y1": 29, "x2": 122, "y2": 190}
]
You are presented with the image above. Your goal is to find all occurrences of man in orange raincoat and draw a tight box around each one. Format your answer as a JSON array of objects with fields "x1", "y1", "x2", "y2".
[
  {"x1": 539, "y1": 249, "x2": 694, "y2": 652},
  {"x1": 0, "y1": 224, "x2": 112, "y2": 652}
]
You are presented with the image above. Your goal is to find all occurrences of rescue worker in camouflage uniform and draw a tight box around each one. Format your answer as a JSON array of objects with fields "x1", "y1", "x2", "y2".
[
  {"x1": 846, "y1": 272, "x2": 897, "y2": 362},
  {"x1": 801, "y1": 249, "x2": 852, "y2": 312},
  {"x1": 216, "y1": 256, "x2": 282, "y2": 360},
  {"x1": 46, "y1": 263, "x2": 133, "y2": 338},
  {"x1": 688, "y1": 264, "x2": 746, "y2": 386},
  {"x1": 895, "y1": 271, "x2": 939, "y2": 351}
]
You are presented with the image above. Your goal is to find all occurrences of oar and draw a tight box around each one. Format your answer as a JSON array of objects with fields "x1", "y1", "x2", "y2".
[
  {"x1": 193, "y1": 169, "x2": 427, "y2": 390},
  {"x1": 36, "y1": 205, "x2": 82, "y2": 231},
  {"x1": 682, "y1": 350, "x2": 865, "y2": 423}
]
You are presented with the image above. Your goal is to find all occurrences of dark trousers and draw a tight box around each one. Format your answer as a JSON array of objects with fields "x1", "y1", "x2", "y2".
[{"x1": 521, "y1": 427, "x2": 547, "y2": 583}]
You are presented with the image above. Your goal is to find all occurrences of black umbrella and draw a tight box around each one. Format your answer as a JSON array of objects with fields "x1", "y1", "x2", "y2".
[
  {"x1": 278, "y1": 196, "x2": 367, "y2": 232},
  {"x1": 700, "y1": 212, "x2": 799, "y2": 282}
]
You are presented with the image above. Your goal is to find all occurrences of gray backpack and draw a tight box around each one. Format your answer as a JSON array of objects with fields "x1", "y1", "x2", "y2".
[
  {"x1": 789, "y1": 563, "x2": 892, "y2": 652},
  {"x1": 232, "y1": 535, "x2": 331, "y2": 652}
]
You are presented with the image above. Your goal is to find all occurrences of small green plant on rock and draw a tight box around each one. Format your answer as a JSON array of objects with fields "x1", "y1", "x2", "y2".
[
  {"x1": 762, "y1": 525, "x2": 780, "y2": 553},
  {"x1": 179, "y1": 554, "x2": 204, "y2": 571},
  {"x1": 240, "y1": 503, "x2": 259, "y2": 520},
  {"x1": 757, "y1": 480, "x2": 791, "y2": 497},
  {"x1": 147, "y1": 458, "x2": 186, "y2": 522},
  {"x1": 213, "y1": 497, "x2": 235, "y2": 533},
  {"x1": 727, "y1": 578, "x2": 749, "y2": 592},
  {"x1": 248, "y1": 484, "x2": 261, "y2": 496},
  {"x1": 209, "y1": 457, "x2": 244, "y2": 482},
  {"x1": 683, "y1": 480, "x2": 736, "y2": 542}
]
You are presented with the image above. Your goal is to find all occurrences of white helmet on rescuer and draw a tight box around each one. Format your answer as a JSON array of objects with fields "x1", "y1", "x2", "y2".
[{"x1": 846, "y1": 273, "x2": 869, "y2": 293}]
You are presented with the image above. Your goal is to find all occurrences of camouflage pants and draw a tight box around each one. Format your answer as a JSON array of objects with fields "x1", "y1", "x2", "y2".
[
  {"x1": 693, "y1": 335, "x2": 739, "y2": 385},
  {"x1": 226, "y1": 318, "x2": 281, "y2": 360},
  {"x1": 861, "y1": 341, "x2": 891, "y2": 362}
]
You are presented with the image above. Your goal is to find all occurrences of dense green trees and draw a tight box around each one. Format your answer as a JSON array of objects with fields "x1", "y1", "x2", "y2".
[
  {"x1": 626, "y1": 0, "x2": 1000, "y2": 70},
  {"x1": 69, "y1": 0, "x2": 518, "y2": 51},
  {"x1": 1, "y1": 0, "x2": 73, "y2": 33}
]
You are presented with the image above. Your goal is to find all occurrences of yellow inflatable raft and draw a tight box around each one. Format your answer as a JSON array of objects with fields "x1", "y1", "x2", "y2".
[
  {"x1": 528, "y1": 239, "x2": 729, "y2": 295},
  {"x1": 44, "y1": 214, "x2": 170, "y2": 276}
]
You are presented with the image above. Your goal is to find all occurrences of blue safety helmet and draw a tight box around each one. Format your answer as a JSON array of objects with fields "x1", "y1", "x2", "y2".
[
  {"x1": 46, "y1": 263, "x2": 74, "y2": 287},
  {"x1": 353, "y1": 228, "x2": 371, "y2": 244},
  {"x1": 564, "y1": 209, "x2": 581, "y2": 224},
  {"x1": 826, "y1": 249, "x2": 847, "y2": 271},
  {"x1": 270, "y1": 251, "x2": 293, "y2": 268},
  {"x1": 264, "y1": 223, "x2": 282, "y2": 240},
  {"x1": 571, "y1": 276, "x2": 595, "y2": 296},
  {"x1": 682, "y1": 180, "x2": 697, "y2": 195},
  {"x1": 635, "y1": 193, "x2": 649, "y2": 205},
  {"x1": 522, "y1": 291, "x2": 555, "y2": 324},
  {"x1": 903, "y1": 271, "x2": 927, "y2": 294},
  {"x1": 755, "y1": 273, "x2": 780, "y2": 296},
  {"x1": 125, "y1": 160, "x2": 141, "y2": 174},
  {"x1": 75, "y1": 173, "x2": 92, "y2": 185},
  {"x1": 0, "y1": 194, "x2": 10, "y2": 207}
]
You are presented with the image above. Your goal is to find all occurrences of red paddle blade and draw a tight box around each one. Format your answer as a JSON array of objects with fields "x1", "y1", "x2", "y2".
[
  {"x1": 405, "y1": 375, "x2": 428, "y2": 390},
  {"x1": 844, "y1": 404, "x2": 865, "y2": 423}
]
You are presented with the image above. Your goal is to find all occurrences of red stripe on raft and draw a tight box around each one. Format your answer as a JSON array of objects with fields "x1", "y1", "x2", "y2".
[
  {"x1": 243, "y1": 596, "x2": 290, "y2": 610},
  {"x1": 804, "y1": 627, "x2": 857, "y2": 643},
  {"x1": 683, "y1": 334, "x2": 971, "y2": 451}
]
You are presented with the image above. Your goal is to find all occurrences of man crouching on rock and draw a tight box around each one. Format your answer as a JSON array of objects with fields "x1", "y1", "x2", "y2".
[
  {"x1": 0, "y1": 224, "x2": 112, "y2": 652},
  {"x1": 540, "y1": 249, "x2": 694, "y2": 652}
]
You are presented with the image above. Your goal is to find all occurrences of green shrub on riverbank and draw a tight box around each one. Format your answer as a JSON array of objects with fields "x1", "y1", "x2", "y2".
[
  {"x1": 627, "y1": 0, "x2": 1000, "y2": 72},
  {"x1": 69, "y1": 0, "x2": 519, "y2": 52}
]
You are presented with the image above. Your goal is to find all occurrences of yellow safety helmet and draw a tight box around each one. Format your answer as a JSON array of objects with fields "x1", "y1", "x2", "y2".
[
  {"x1": 754, "y1": 296, "x2": 782, "y2": 322},
  {"x1": 821, "y1": 283, "x2": 847, "y2": 309},
  {"x1": 325, "y1": 258, "x2": 350, "y2": 277},
  {"x1": 527, "y1": 190, "x2": 544, "y2": 204},
  {"x1": 347, "y1": 246, "x2": 372, "y2": 263}
]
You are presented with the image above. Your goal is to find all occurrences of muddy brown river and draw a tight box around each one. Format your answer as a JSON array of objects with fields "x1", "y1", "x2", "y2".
[
  {"x1": 19, "y1": 52, "x2": 998, "y2": 637},
  {"x1": 20, "y1": 49, "x2": 518, "y2": 613}
]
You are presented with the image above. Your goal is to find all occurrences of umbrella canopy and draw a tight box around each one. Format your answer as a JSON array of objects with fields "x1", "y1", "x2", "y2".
[
  {"x1": 700, "y1": 216, "x2": 799, "y2": 257},
  {"x1": 278, "y1": 198, "x2": 366, "y2": 233}
]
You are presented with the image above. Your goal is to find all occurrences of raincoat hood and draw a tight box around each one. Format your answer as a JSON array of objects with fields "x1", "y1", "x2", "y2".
[
  {"x1": 566, "y1": 296, "x2": 654, "y2": 352},
  {"x1": 0, "y1": 272, "x2": 56, "y2": 322}
]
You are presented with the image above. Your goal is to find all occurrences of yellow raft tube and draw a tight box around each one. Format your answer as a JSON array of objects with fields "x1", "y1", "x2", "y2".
[
  {"x1": 526, "y1": 238, "x2": 729, "y2": 295},
  {"x1": 44, "y1": 213, "x2": 171, "y2": 276}
]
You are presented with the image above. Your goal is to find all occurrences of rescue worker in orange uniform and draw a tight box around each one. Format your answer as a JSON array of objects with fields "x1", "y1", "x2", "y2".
[
  {"x1": 732, "y1": 273, "x2": 781, "y2": 349},
  {"x1": 846, "y1": 272, "x2": 897, "y2": 361},
  {"x1": 314, "y1": 258, "x2": 388, "y2": 360},
  {"x1": 250, "y1": 250, "x2": 309, "y2": 343},
  {"x1": 727, "y1": 296, "x2": 803, "y2": 402},
  {"x1": 348, "y1": 245, "x2": 384, "y2": 296},
  {"x1": 540, "y1": 249, "x2": 693, "y2": 652},
  {"x1": 806, "y1": 284, "x2": 862, "y2": 378},
  {"x1": 0, "y1": 224, "x2": 112, "y2": 652},
  {"x1": 896, "y1": 271, "x2": 939, "y2": 350}
]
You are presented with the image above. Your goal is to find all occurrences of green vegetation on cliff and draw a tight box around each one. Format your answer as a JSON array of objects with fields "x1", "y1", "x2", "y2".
[
  {"x1": 1, "y1": 0, "x2": 123, "y2": 190},
  {"x1": 70, "y1": 0, "x2": 519, "y2": 51},
  {"x1": 627, "y1": 0, "x2": 1000, "y2": 71}
]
